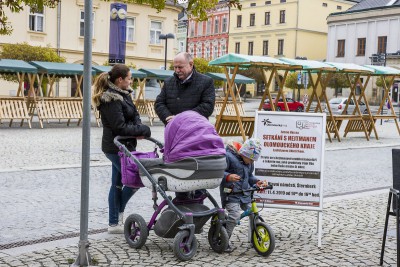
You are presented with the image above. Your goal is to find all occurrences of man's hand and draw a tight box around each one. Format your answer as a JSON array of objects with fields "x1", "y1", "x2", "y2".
[
  {"x1": 166, "y1": 115, "x2": 175, "y2": 123},
  {"x1": 227, "y1": 174, "x2": 241, "y2": 182}
]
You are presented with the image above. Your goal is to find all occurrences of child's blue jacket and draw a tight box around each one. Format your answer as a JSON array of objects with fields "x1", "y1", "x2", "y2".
[{"x1": 220, "y1": 144, "x2": 259, "y2": 208}]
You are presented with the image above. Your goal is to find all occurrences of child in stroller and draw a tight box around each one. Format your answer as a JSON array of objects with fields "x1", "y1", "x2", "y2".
[{"x1": 114, "y1": 111, "x2": 229, "y2": 261}]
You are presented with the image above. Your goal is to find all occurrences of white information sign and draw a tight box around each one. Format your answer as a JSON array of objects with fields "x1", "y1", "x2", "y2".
[{"x1": 254, "y1": 111, "x2": 326, "y2": 211}]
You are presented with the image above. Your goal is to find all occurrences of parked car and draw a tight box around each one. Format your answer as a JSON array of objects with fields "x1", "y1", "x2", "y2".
[
  {"x1": 325, "y1": 97, "x2": 368, "y2": 115},
  {"x1": 262, "y1": 98, "x2": 304, "y2": 112}
]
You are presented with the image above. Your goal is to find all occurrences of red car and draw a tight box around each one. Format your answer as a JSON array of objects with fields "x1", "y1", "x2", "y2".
[{"x1": 262, "y1": 98, "x2": 304, "y2": 112}]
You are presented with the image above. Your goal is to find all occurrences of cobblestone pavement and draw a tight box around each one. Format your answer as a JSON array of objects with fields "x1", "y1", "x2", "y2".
[{"x1": 1, "y1": 99, "x2": 400, "y2": 266}]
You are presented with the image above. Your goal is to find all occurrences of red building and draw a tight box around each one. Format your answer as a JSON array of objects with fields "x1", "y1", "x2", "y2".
[{"x1": 187, "y1": 1, "x2": 229, "y2": 60}]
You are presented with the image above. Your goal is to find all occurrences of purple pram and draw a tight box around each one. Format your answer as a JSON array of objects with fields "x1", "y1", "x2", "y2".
[{"x1": 114, "y1": 111, "x2": 229, "y2": 261}]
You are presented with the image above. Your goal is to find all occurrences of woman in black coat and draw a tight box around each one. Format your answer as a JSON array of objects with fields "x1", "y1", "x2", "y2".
[{"x1": 92, "y1": 64, "x2": 151, "y2": 234}]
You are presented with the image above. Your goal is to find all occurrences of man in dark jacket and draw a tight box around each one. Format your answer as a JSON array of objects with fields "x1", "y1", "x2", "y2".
[
  {"x1": 154, "y1": 52, "x2": 215, "y2": 125},
  {"x1": 155, "y1": 52, "x2": 215, "y2": 200}
]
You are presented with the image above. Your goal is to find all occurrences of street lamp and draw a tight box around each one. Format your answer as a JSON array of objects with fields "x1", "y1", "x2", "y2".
[{"x1": 159, "y1": 33, "x2": 175, "y2": 70}]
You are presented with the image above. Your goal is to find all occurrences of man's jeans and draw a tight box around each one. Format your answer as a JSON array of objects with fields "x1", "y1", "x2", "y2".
[{"x1": 105, "y1": 153, "x2": 138, "y2": 225}]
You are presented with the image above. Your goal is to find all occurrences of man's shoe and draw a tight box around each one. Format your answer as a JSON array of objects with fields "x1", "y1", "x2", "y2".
[
  {"x1": 108, "y1": 224, "x2": 124, "y2": 234},
  {"x1": 224, "y1": 244, "x2": 236, "y2": 253}
]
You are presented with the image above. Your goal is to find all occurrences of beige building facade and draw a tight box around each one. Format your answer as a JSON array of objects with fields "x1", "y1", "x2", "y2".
[
  {"x1": 0, "y1": 0, "x2": 181, "y2": 96},
  {"x1": 229, "y1": 0, "x2": 358, "y2": 60}
]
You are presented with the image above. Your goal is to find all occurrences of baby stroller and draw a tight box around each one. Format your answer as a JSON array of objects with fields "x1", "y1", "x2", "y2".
[{"x1": 114, "y1": 111, "x2": 229, "y2": 261}]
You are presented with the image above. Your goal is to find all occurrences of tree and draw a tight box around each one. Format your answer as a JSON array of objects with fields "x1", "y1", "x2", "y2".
[
  {"x1": 376, "y1": 76, "x2": 392, "y2": 89},
  {"x1": 285, "y1": 72, "x2": 311, "y2": 101},
  {"x1": 322, "y1": 73, "x2": 350, "y2": 98},
  {"x1": 0, "y1": 42, "x2": 65, "y2": 89},
  {"x1": 1, "y1": 0, "x2": 242, "y2": 35},
  {"x1": 193, "y1": 57, "x2": 223, "y2": 88}
]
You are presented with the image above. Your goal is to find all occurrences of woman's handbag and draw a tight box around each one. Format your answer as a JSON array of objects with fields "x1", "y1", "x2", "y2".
[{"x1": 119, "y1": 148, "x2": 159, "y2": 188}]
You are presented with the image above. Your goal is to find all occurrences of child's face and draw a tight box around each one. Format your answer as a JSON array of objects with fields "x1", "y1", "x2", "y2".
[{"x1": 242, "y1": 156, "x2": 254, "y2": 165}]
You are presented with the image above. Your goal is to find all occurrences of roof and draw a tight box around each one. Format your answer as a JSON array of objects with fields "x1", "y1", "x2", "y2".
[
  {"x1": 92, "y1": 65, "x2": 147, "y2": 78},
  {"x1": 208, "y1": 53, "x2": 298, "y2": 69},
  {"x1": 0, "y1": 59, "x2": 37, "y2": 74},
  {"x1": 138, "y1": 68, "x2": 174, "y2": 80},
  {"x1": 364, "y1": 65, "x2": 400, "y2": 75},
  {"x1": 334, "y1": 0, "x2": 400, "y2": 14},
  {"x1": 29, "y1": 61, "x2": 95, "y2": 77},
  {"x1": 205, "y1": 72, "x2": 255, "y2": 84}
]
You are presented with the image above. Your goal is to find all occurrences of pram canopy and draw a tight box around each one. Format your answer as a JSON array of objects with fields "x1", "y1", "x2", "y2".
[{"x1": 164, "y1": 110, "x2": 225, "y2": 163}]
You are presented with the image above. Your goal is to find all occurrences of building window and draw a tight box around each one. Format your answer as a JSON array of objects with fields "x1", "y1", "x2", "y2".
[
  {"x1": 337, "y1": 5, "x2": 342, "y2": 10},
  {"x1": 322, "y1": 3, "x2": 328, "y2": 7},
  {"x1": 235, "y1": 42, "x2": 240, "y2": 54},
  {"x1": 221, "y1": 44, "x2": 226, "y2": 56},
  {"x1": 190, "y1": 21, "x2": 195, "y2": 37},
  {"x1": 179, "y1": 41, "x2": 184, "y2": 52},
  {"x1": 248, "y1": 42, "x2": 254, "y2": 55},
  {"x1": 196, "y1": 46, "x2": 202, "y2": 58},
  {"x1": 237, "y1": 15, "x2": 242, "y2": 28},
  {"x1": 378, "y1": 36, "x2": 387, "y2": 54},
  {"x1": 265, "y1": 1, "x2": 271, "y2": 4},
  {"x1": 213, "y1": 45, "x2": 218, "y2": 59},
  {"x1": 205, "y1": 46, "x2": 210, "y2": 59},
  {"x1": 197, "y1": 22, "x2": 203, "y2": 36},
  {"x1": 206, "y1": 20, "x2": 211, "y2": 35},
  {"x1": 280, "y1": 0, "x2": 286, "y2": 2},
  {"x1": 79, "y1": 11, "x2": 94, "y2": 37},
  {"x1": 214, "y1": 18, "x2": 219, "y2": 33},
  {"x1": 278, "y1": 39, "x2": 284, "y2": 55},
  {"x1": 279, "y1": 10, "x2": 286, "y2": 24},
  {"x1": 150, "y1": 21, "x2": 162, "y2": 44},
  {"x1": 126, "y1": 18, "x2": 135, "y2": 42},
  {"x1": 357, "y1": 38, "x2": 366, "y2": 56},
  {"x1": 250, "y1": 13, "x2": 255, "y2": 26},
  {"x1": 337, "y1": 39, "x2": 345, "y2": 57},
  {"x1": 265, "y1": 12, "x2": 270, "y2": 25},
  {"x1": 222, "y1": 17, "x2": 227, "y2": 32},
  {"x1": 189, "y1": 47, "x2": 194, "y2": 56},
  {"x1": 250, "y1": 3, "x2": 256, "y2": 6},
  {"x1": 29, "y1": 10, "x2": 44, "y2": 32},
  {"x1": 263, "y1": 40, "x2": 269, "y2": 56}
]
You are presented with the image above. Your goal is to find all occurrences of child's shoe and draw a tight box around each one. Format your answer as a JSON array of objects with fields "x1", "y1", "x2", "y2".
[{"x1": 224, "y1": 243, "x2": 236, "y2": 253}]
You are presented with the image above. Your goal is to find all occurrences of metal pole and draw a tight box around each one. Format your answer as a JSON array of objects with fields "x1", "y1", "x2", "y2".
[
  {"x1": 164, "y1": 40, "x2": 168, "y2": 70},
  {"x1": 72, "y1": 0, "x2": 92, "y2": 265}
]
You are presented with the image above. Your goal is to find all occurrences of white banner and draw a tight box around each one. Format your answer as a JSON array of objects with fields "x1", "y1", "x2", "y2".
[{"x1": 254, "y1": 111, "x2": 326, "y2": 211}]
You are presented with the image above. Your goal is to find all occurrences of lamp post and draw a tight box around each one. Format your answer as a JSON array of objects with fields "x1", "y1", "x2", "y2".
[{"x1": 159, "y1": 33, "x2": 175, "y2": 70}]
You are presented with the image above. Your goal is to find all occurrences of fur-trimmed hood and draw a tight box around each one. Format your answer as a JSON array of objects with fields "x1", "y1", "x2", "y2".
[{"x1": 100, "y1": 81, "x2": 133, "y2": 103}]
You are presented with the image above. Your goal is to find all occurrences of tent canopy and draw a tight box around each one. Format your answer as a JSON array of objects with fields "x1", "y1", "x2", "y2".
[
  {"x1": 92, "y1": 65, "x2": 147, "y2": 78},
  {"x1": 363, "y1": 65, "x2": 400, "y2": 76},
  {"x1": 324, "y1": 62, "x2": 374, "y2": 74},
  {"x1": 29, "y1": 61, "x2": 96, "y2": 77},
  {"x1": 279, "y1": 58, "x2": 336, "y2": 71},
  {"x1": 0, "y1": 59, "x2": 37, "y2": 74},
  {"x1": 208, "y1": 53, "x2": 299, "y2": 69},
  {"x1": 205, "y1": 72, "x2": 255, "y2": 84},
  {"x1": 138, "y1": 68, "x2": 174, "y2": 80}
]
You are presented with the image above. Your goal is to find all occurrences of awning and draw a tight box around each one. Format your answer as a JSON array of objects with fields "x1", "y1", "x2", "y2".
[
  {"x1": 29, "y1": 61, "x2": 96, "y2": 77},
  {"x1": 208, "y1": 53, "x2": 299, "y2": 69},
  {"x1": 205, "y1": 72, "x2": 255, "y2": 84},
  {"x1": 92, "y1": 65, "x2": 147, "y2": 78},
  {"x1": 324, "y1": 62, "x2": 374, "y2": 74},
  {"x1": 279, "y1": 58, "x2": 336, "y2": 71},
  {"x1": 363, "y1": 65, "x2": 400, "y2": 76},
  {"x1": 138, "y1": 68, "x2": 174, "y2": 80},
  {"x1": 0, "y1": 59, "x2": 37, "y2": 74}
]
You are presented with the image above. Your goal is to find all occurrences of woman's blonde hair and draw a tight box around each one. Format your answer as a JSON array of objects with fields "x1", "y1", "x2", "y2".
[{"x1": 92, "y1": 64, "x2": 130, "y2": 107}]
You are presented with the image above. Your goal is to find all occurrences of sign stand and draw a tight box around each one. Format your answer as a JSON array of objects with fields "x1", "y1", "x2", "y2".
[{"x1": 254, "y1": 111, "x2": 326, "y2": 247}]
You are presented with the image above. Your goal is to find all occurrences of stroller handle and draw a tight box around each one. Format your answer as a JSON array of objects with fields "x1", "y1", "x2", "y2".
[{"x1": 113, "y1": 136, "x2": 164, "y2": 149}]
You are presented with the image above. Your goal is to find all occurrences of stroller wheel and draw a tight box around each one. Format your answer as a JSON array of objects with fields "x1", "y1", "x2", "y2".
[
  {"x1": 208, "y1": 223, "x2": 229, "y2": 253},
  {"x1": 124, "y1": 214, "x2": 148, "y2": 249},
  {"x1": 173, "y1": 230, "x2": 198, "y2": 261}
]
